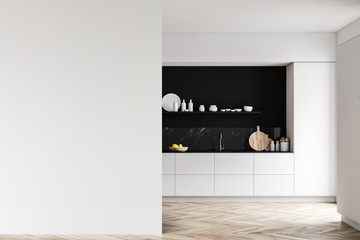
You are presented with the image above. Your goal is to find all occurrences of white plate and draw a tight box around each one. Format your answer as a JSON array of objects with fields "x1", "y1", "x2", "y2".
[{"x1": 162, "y1": 93, "x2": 181, "y2": 112}]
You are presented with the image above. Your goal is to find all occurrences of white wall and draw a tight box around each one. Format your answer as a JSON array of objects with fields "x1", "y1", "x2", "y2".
[
  {"x1": 0, "y1": 0, "x2": 161, "y2": 234},
  {"x1": 163, "y1": 32, "x2": 336, "y2": 64},
  {"x1": 336, "y1": 18, "x2": 360, "y2": 230}
]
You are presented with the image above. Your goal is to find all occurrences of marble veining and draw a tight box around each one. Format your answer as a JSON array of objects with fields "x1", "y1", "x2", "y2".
[{"x1": 163, "y1": 127, "x2": 285, "y2": 152}]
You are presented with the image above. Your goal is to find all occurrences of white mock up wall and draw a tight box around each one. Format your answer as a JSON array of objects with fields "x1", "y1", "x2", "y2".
[
  {"x1": 163, "y1": 32, "x2": 336, "y2": 64},
  {"x1": 336, "y1": 17, "x2": 360, "y2": 230},
  {"x1": 0, "y1": 0, "x2": 161, "y2": 234}
]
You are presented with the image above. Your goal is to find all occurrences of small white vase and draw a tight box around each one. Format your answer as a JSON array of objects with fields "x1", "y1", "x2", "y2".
[{"x1": 209, "y1": 105, "x2": 218, "y2": 112}]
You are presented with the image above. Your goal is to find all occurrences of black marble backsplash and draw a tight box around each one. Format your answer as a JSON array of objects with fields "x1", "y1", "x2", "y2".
[{"x1": 163, "y1": 127, "x2": 286, "y2": 152}]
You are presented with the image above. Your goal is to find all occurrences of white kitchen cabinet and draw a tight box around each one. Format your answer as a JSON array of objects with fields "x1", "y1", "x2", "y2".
[
  {"x1": 215, "y1": 175, "x2": 253, "y2": 196},
  {"x1": 176, "y1": 153, "x2": 214, "y2": 174},
  {"x1": 215, "y1": 153, "x2": 253, "y2": 174},
  {"x1": 254, "y1": 153, "x2": 294, "y2": 174},
  {"x1": 254, "y1": 175, "x2": 294, "y2": 196},
  {"x1": 176, "y1": 175, "x2": 214, "y2": 196},
  {"x1": 163, "y1": 153, "x2": 296, "y2": 197},
  {"x1": 162, "y1": 153, "x2": 175, "y2": 174},
  {"x1": 163, "y1": 175, "x2": 175, "y2": 196},
  {"x1": 290, "y1": 63, "x2": 336, "y2": 196}
]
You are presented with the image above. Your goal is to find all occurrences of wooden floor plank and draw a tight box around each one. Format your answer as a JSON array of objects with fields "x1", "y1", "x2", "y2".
[{"x1": 0, "y1": 202, "x2": 359, "y2": 239}]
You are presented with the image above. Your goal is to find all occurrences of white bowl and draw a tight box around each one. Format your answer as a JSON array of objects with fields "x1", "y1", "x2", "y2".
[
  {"x1": 244, "y1": 106, "x2": 253, "y2": 112},
  {"x1": 235, "y1": 109, "x2": 242, "y2": 112},
  {"x1": 226, "y1": 109, "x2": 231, "y2": 112},
  {"x1": 221, "y1": 109, "x2": 226, "y2": 112},
  {"x1": 231, "y1": 109, "x2": 235, "y2": 112}
]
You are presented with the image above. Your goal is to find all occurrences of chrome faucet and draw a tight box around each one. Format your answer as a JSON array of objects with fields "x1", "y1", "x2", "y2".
[{"x1": 219, "y1": 133, "x2": 225, "y2": 152}]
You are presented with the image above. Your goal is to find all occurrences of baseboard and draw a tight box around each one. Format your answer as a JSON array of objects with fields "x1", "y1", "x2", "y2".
[
  {"x1": 163, "y1": 196, "x2": 336, "y2": 202},
  {"x1": 342, "y1": 215, "x2": 360, "y2": 231}
]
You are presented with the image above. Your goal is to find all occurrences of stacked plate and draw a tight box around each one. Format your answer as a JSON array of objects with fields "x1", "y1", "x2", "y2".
[{"x1": 162, "y1": 93, "x2": 181, "y2": 112}]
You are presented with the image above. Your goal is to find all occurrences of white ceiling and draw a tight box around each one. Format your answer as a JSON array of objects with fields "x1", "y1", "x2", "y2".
[{"x1": 163, "y1": 0, "x2": 360, "y2": 32}]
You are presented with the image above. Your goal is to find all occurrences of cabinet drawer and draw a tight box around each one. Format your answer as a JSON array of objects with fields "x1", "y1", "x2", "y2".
[
  {"x1": 254, "y1": 153, "x2": 294, "y2": 174},
  {"x1": 162, "y1": 153, "x2": 175, "y2": 174},
  {"x1": 163, "y1": 175, "x2": 175, "y2": 196},
  {"x1": 176, "y1": 153, "x2": 214, "y2": 174},
  {"x1": 176, "y1": 175, "x2": 214, "y2": 196},
  {"x1": 254, "y1": 175, "x2": 294, "y2": 196},
  {"x1": 215, "y1": 175, "x2": 253, "y2": 196},
  {"x1": 215, "y1": 153, "x2": 253, "y2": 174}
]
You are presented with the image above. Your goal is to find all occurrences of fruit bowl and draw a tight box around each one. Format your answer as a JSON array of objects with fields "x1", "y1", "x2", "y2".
[{"x1": 169, "y1": 147, "x2": 188, "y2": 152}]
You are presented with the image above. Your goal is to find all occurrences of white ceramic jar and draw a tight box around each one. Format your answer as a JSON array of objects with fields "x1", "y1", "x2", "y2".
[
  {"x1": 280, "y1": 142, "x2": 290, "y2": 152},
  {"x1": 209, "y1": 105, "x2": 218, "y2": 112},
  {"x1": 199, "y1": 105, "x2": 205, "y2": 112}
]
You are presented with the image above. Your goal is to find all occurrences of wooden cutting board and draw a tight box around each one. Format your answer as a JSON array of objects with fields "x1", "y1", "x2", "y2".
[
  {"x1": 249, "y1": 126, "x2": 269, "y2": 151},
  {"x1": 265, "y1": 137, "x2": 273, "y2": 151}
]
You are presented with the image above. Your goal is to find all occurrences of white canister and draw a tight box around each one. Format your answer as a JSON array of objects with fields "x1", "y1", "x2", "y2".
[
  {"x1": 280, "y1": 142, "x2": 290, "y2": 152},
  {"x1": 209, "y1": 105, "x2": 218, "y2": 112},
  {"x1": 275, "y1": 141, "x2": 280, "y2": 151},
  {"x1": 270, "y1": 141, "x2": 275, "y2": 151},
  {"x1": 199, "y1": 105, "x2": 205, "y2": 112}
]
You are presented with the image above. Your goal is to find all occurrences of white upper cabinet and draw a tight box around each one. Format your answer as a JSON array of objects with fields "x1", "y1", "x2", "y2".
[
  {"x1": 290, "y1": 63, "x2": 336, "y2": 196},
  {"x1": 215, "y1": 153, "x2": 253, "y2": 174}
]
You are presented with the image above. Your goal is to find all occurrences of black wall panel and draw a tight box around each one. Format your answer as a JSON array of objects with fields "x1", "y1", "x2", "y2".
[
  {"x1": 162, "y1": 66, "x2": 286, "y2": 128},
  {"x1": 162, "y1": 66, "x2": 287, "y2": 151}
]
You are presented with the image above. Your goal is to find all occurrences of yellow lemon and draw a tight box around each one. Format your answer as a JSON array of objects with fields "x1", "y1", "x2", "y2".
[
  {"x1": 172, "y1": 144, "x2": 179, "y2": 148},
  {"x1": 179, "y1": 144, "x2": 183, "y2": 148}
]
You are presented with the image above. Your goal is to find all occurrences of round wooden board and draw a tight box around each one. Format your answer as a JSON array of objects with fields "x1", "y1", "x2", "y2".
[
  {"x1": 265, "y1": 138, "x2": 273, "y2": 151},
  {"x1": 249, "y1": 126, "x2": 268, "y2": 151}
]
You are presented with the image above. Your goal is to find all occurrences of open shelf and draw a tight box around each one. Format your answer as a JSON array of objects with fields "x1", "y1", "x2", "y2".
[
  {"x1": 162, "y1": 111, "x2": 263, "y2": 127},
  {"x1": 163, "y1": 111, "x2": 262, "y2": 115}
]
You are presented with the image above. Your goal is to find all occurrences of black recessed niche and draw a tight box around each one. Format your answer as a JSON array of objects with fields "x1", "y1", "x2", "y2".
[{"x1": 162, "y1": 66, "x2": 287, "y2": 152}]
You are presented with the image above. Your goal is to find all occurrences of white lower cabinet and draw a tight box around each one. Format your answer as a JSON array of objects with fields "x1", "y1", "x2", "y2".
[
  {"x1": 215, "y1": 175, "x2": 253, "y2": 196},
  {"x1": 254, "y1": 175, "x2": 294, "y2": 196},
  {"x1": 176, "y1": 175, "x2": 214, "y2": 196},
  {"x1": 162, "y1": 153, "x2": 175, "y2": 174},
  {"x1": 215, "y1": 153, "x2": 253, "y2": 174},
  {"x1": 163, "y1": 175, "x2": 175, "y2": 196},
  {"x1": 254, "y1": 153, "x2": 294, "y2": 174},
  {"x1": 176, "y1": 153, "x2": 214, "y2": 174},
  {"x1": 163, "y1": 153, "x2": 295, "y2": 197}
]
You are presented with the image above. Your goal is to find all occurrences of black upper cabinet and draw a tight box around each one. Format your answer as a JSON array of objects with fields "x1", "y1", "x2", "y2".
[{"x1": 162, "y1": 66, "x2": 286, "y2": 128}]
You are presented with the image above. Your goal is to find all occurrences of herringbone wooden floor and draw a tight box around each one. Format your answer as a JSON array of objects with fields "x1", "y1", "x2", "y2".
[{"x1": 1, "y1": 202, "x2": 359, "y2": 240}]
